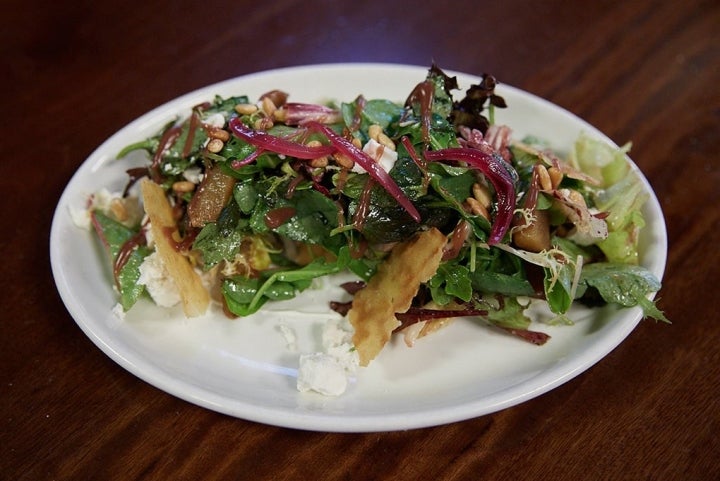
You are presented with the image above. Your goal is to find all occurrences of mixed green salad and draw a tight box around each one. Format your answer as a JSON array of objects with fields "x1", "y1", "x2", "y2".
[{"x1": 89, "y1": 65, "x2": 666, "y2": 362}]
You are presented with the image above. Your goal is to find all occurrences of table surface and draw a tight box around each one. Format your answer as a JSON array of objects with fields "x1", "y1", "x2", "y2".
[{"x1": 2, "y1": 0, "x2": 718, "y2": 479}]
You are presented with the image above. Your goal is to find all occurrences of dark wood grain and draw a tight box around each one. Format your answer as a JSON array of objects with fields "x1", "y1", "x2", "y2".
[{"x1": 2, "y1": 0, "x2": 718, "y2": 479}]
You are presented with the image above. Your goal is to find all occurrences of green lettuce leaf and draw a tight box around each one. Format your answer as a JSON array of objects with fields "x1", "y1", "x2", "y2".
[
  {"x1": 570, "y1": 132, "x2": 631, "y2": 187},
  {"x1": 580, "y1": 263, "x2": 668, "y2": 322},
  {"x1": 593, "y1": 171, "x2": 648, "y2": 264},
  {"x1": 484, "y1": 296, "x2": 532, "y2": 330}
]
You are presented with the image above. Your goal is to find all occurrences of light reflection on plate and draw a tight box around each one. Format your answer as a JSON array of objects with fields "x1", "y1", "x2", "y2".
[{"x1": 50, "y1": 64, "x2": 667, "y2": 432}]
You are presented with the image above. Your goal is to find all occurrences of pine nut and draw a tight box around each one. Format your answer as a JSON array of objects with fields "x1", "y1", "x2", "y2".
[
  {"x1": 305, "y1": 140, "x2": 328, "y2": 167},
  {"x1": 548, "y1": 166, "x2": 563, "y2": 190},
  {"x1": 334, "y1": 153, "x2": 355, "y2": 169},
  {"x1": 172, "y1": 181, "x2": 196, "y2": 193},
  {"x1": 273, "y1": 108, "x2": 287, "y2": 122},
  {"x1": 472, "y1": 183, "x2": 492, "y2": 208},
  {"x1": 377, "y1": 132, "x2": 396, "y2": 151},
  {"x1": 234, "y1": 103, "x2": 258, "y2": 115},
  {"x1": 207, "y1": 138, "x2": 224, "y2": 153},
  {"x1": 261, "y1": 97, "x2": 277, "y2": 117},
  {"x1": 537, "y1": 164, "x2": 552, "y2": 191},
  {"x1": 368, "y1": 124, "x2": 383, "y2": 141},
  {"x1": 253, "y1": 117, "x2": 273, "y2": 130},
  {"x1": 465, "y1": 197, "x2": 490, "y2": 220},
  {"x1": 310, "y1": 156, "x2": 329, "y2": 168},
  {"x1": 209, "y1": 129, "x2": 230, "y2": 142}
]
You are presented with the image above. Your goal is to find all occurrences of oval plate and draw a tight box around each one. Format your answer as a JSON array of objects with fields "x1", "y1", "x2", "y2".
[{"x1": 50, "y1": 64, "x2": 667, "y2": 432}]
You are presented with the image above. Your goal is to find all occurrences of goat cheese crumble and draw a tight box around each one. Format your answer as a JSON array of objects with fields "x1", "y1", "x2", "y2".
[
  {"x1": 137, "y1": 251, "x2": 182, "y2": 308},
  {"x1": 352, "y1": 138, "x2": 398, "y2": 174},
  {"x1": 296, "y1": 317, "x2": 359, "y2": 396}
]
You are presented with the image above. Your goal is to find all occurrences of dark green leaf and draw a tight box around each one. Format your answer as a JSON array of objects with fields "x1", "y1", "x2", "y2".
[
  {"x1": 91, "y1": 212, "x2": 149, "y2": 310},
  {"x1": 430, "y1": 262, "x2": 473, "y2": 303},
  {"x1": 233, "y1": 181, "x2": 259, "y2": 214}
]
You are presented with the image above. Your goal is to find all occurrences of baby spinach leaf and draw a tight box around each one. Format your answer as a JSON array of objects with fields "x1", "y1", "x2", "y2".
[
  {"x1": 429, "y1": 262, "x2": 473, "y2": 303},
  {"x1": 91, "y1": 212, "x2": 149, "y2": 310},
  {"x1": 222, "y1": 255, "x2": 346, "y2": 316},
  {"x1": 341, "y1": 98, "x2": 404, "y2": 137}
]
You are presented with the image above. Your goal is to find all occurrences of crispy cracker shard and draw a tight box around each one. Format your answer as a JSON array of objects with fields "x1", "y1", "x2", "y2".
[
  {"x1": 141, "y1": 179, "x2": 210, "y2": 317},
  {"x1": 348, "y1": 227, "x2": 446, "y2": 366}
]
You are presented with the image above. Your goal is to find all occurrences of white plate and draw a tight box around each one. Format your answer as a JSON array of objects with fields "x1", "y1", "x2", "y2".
[{"x1": 50, "y1": 64, "x2": 667, "y2": 432}]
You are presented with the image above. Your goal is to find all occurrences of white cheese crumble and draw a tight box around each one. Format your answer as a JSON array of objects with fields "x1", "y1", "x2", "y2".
[
  {"x1": 296, "y1": 317, "x2": 359, "y2": 396},
  {"x1": 322, "y1": 317, "x2": 359, "y2": 373},
  {"x1": 204, "y1": 112, "x2": 226, "y2": 128},
  {"x1": 69, "y1": 188, "x2": 121, "y2": 230},
  {"x1": 137, "y1": 251, "x2": 182, "y2": 308},
  {"x1": 108, "y1": 302, "x2": 125, "y2": 328},
  {"x1": 111, "y1": 303, "x2": 126, "y2": 323},
  {"x1": 352, "y1": 138, "x2": 398, "y2": 174},
  {"x1": 182, "y1": 166, "x2": 204, "y2": 184},
  {"x1": 69, "y1": 205, "x2": 92, "y2": 230},
  {"x1": 297, "y1": 353, "x2": 348, "y2": 396}
]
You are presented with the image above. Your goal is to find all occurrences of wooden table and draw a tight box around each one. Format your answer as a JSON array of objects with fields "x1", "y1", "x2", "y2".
[{"x1": 3, "y1": 0, "x2": 718, "y2": 479}]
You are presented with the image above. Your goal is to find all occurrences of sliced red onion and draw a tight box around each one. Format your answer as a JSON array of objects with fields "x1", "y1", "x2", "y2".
[
  {"x1": 305, "y1": 121, "x2": 421, "y2": 223},
  {"x1": 228, "y1": 117, "x2": 335, "y2": 159},
  {"x1": 283, "y1": 103, "x2": 342, "y2": 126},
  {"x1": 424, "y1": 147, "x2": 517, "y2": 245}
]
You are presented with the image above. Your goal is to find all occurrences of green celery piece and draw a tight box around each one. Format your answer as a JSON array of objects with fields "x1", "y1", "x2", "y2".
[
  {"x1": 597, "y1": 230, "x2": 639, "y2": 265},
  {"x1": 91, "y1": 212, "x2": 149, "y2": 310},
  {"x1": 580, "y1": 263, "x2": 668, "y2": 322}
]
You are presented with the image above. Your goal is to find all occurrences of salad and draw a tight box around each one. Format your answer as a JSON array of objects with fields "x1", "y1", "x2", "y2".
[{"x1": 87, "y1": 64, "x2": 667, "y2": 372}]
